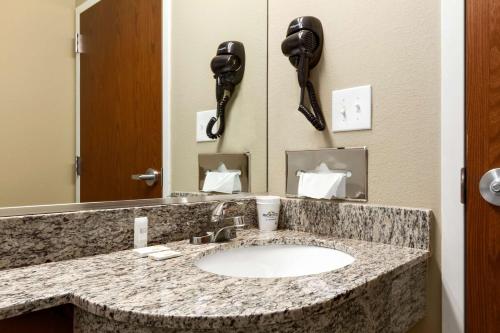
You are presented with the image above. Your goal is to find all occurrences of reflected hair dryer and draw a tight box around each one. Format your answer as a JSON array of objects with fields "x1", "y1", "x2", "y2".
[
  {"x1": 281, "y1": 16, "x2": 326, "y2": 131},
  {"x1": 206, "y1": 41, "x2": 245, "y2": 139}
]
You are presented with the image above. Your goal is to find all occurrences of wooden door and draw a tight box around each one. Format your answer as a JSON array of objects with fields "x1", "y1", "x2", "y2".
[
  {"x1": 79, "y1": 0, "x2": 162, "y2": 202},
  {"x1": 466, "y1": 0, "x2": 500, "y2": 331}
]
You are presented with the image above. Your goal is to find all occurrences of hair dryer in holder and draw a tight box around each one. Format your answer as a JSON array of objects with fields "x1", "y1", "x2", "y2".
[
  {"x1": 281, "y1": 16, "x2": 326, "y2": 131},
  {"x1": 206, "y1": 41, "x2": 245, "y2": 139}
]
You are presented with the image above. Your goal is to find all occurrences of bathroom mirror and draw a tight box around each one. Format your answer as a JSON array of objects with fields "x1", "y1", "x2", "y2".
[{"x1": 0, "y1": 0, "x2": 267, "y2": 209}]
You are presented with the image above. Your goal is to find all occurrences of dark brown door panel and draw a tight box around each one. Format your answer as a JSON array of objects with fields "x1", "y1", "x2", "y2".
[{"x1": 80, "y1": 0, "x2": 162, "y2": 202}]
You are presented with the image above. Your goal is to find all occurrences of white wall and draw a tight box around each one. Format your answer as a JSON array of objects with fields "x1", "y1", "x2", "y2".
[{"x1": 441, "y1": 0, "x2": 465, "y2": 332}]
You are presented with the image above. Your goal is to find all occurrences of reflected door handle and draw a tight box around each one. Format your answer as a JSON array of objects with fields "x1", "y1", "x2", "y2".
[
  {"x1": 131, "y1": 168, "x2": 160, "y2": 186},
  {"x1": 479, "y1": 168, "x2": 500, "y2": 206}
]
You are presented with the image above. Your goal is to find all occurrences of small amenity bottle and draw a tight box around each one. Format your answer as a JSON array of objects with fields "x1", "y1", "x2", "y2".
[{"x1": 134, "y1": 217, "x2": 148, "y2": 248}]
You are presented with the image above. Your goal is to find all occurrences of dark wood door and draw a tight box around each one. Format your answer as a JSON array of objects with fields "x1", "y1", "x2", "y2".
[
  {"x1": 80, "y1": 0, "x2": 162, "y2": 202},
  {"x1": 466, "y1": 0, "x2": 500, "y2": 331}
]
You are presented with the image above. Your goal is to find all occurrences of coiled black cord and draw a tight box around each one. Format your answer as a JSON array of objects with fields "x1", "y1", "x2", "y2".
[
  {"x1": 206, "y1": 94, "x2": 231, "y2": 139},
  {"x1": 298, "y1": 80, "x2": 325, "y2": 131}
]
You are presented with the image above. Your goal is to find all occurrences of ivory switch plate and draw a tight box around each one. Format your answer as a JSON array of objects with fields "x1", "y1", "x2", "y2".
[{"x1": 332, "y1": 85, "x2": 372, "y2": 132}]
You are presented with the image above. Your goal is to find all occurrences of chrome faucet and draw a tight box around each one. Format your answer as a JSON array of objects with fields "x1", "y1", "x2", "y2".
[{"x1": 190, "y1": 201, "x2": 246, "y2": 244}]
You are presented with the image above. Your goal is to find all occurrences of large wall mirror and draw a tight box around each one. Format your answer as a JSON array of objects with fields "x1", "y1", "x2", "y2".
[{"x1": 0, "y1": 0, "x2": 267, "y2": 209}]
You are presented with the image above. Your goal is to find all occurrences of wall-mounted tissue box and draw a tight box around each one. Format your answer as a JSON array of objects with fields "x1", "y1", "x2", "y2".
[
  {"x1": 199, "y1": 153, "x2": 250, "y2": 193},
  {"x1": 202, "y1": 163, "x2": 242, "y2": 194},
  {"x1": 286, "y1": 147, "x2": 368, "y2": 201}
]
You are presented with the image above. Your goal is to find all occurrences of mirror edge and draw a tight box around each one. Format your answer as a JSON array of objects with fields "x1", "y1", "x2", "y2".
[{"x1": 0, "y1": 194, "x2": 256, "y2": 218}]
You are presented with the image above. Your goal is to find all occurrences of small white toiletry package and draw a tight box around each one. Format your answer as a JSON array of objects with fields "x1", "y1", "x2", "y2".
[
  {"x1": 133, "y1": 245, "x2": 170, "y2": 258},
  {"x1": 148, "y1": 250, "x2": 182, "y2": 261},
  {"x1": 202, "y1": 163, "x2": 242, "y2": 194},
  {"x1": 297, "y1": 163, "x2": 347, "y2": 199},
  {"x1": 134, "y1": 217, "x2": 148, "y2": 249},
  {"x1": 256, "y1": 196, "x2": 281, "y2": 231}
]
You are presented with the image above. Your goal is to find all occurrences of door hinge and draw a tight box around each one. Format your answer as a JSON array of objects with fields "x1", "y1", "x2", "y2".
[
  {"x1": 461, "y1": 167, "x2": 466, "y2": 204},
  {"x1": 75, "y1": 33, "x2": 83, "y2": 54},
  {"x1": 75, "y1": 156, "x2": 81, "y2": 176}
]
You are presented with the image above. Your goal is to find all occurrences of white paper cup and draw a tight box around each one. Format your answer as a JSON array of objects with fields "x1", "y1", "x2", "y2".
[
  {"x1": 256, "y1": 196, "x2": 281, "y2": 231},
  {"x1": 256, "y1": 195, "x2": 281, "y2": 204}
]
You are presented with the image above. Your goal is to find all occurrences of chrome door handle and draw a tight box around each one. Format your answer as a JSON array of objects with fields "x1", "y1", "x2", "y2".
[
  {"x1": 479, "y1": 168, "x2": 500, "y2": 206},
  {"x1": 131, "y1": 168, "x2": 160, "y2": 186}
]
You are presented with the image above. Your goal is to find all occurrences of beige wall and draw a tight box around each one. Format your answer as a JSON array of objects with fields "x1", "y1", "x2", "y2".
[
  {"x1": 170, "y1": 0, "x2": 268, "y2": 193},
  {"x1": 268, "y1": 1, "x2": 441, "y2": 332},
  {"x1": 0, "y1": 0, "x2": 76, "y2": 207}
]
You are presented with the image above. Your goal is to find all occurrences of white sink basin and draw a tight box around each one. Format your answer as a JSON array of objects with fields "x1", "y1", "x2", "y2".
[{"x1": 195, "y1": 245, "x2": 355, "y2": 278}]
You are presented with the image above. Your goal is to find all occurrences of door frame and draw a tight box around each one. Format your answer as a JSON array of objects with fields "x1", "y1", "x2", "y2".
[
  {"x1": 75, "y1": 0, "x2": 172, "y2": 202},
  {"x1": 441, "y1": 0, "x2": 465, "y2": 332}
]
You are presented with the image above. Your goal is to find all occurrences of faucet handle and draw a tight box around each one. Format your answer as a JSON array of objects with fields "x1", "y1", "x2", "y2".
[{"x1": 233, "y1": 216, "x2": 246, "y2": 230}]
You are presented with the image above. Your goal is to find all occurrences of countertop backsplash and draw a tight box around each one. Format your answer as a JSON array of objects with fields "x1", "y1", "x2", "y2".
[{"x1": 279, "y1": 198, "x2": 432, "y2": 251}]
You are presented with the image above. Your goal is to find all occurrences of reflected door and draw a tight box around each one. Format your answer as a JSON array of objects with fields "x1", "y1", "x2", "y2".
[{"x1": 78, "y1": 0, "x2": 162, "y2": 202}]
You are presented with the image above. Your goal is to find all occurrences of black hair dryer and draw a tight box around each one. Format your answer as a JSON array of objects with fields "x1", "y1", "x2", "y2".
[
  {"x1": 281, "y1": 16, "x2": 326, "y2": 131},
  {"x1": 206, "y1": 41, "x2": 245, "y2": 139}
]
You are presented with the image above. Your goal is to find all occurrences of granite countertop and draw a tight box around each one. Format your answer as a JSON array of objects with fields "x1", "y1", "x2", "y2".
[{"x1": 0, "y1": 229, "x2": 429, "y2": 330}]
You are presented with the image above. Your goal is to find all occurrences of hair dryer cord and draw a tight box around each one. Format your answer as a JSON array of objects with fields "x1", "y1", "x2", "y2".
[
  {"x1": 298, "y1": 81, "x2": 326, "y2": 131},
  {"x1": 206, "y1": 94, "x2": 231, "y2": 139}
]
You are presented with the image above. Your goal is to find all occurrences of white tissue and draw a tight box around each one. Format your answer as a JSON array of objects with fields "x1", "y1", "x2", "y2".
[
  {"x1": 202, "y1": 163, "x2": 242, "y2": 194},
  {"x1": 297, "y1": 163, "x2": 346, "y2": 199}
]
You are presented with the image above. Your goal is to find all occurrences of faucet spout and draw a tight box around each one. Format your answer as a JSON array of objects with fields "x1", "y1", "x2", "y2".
[
  {"x1": 210, "y1": 201, "x2": 244, "y2": 223},
  {"x1": 190, "y1": 201, "x2": 246, "y2": 244}
]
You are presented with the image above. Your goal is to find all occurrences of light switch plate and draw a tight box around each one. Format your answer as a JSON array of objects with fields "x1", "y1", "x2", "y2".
[
  {"x1": 196, "y1": 110, "x2": 217, "y2": 142},
  {"x1": 332, "y1": 85, "x2": 372, "y2": 132}
]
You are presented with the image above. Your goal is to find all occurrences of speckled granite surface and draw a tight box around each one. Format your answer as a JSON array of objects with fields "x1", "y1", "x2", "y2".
[
  {"x1": 0, "y1": 229, "x2": 428, "y2": 332},
  {"x1": 0, "y1": 199, "x2": 256, "y2": 270},
  {"x1": 280, "y1": 198, "x2": 432, "y2": 250},
  {"x1": 73, "y1": 262, "x2": 426, "y2": 333}
]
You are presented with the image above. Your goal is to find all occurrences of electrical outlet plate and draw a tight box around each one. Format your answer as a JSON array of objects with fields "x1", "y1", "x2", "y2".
[
  {"x1": 196, "y1": 110, "x2": 217, "y2": 142},
  {"x1": 332, "y1": 85, "x2": 372, "y2": 132}
]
